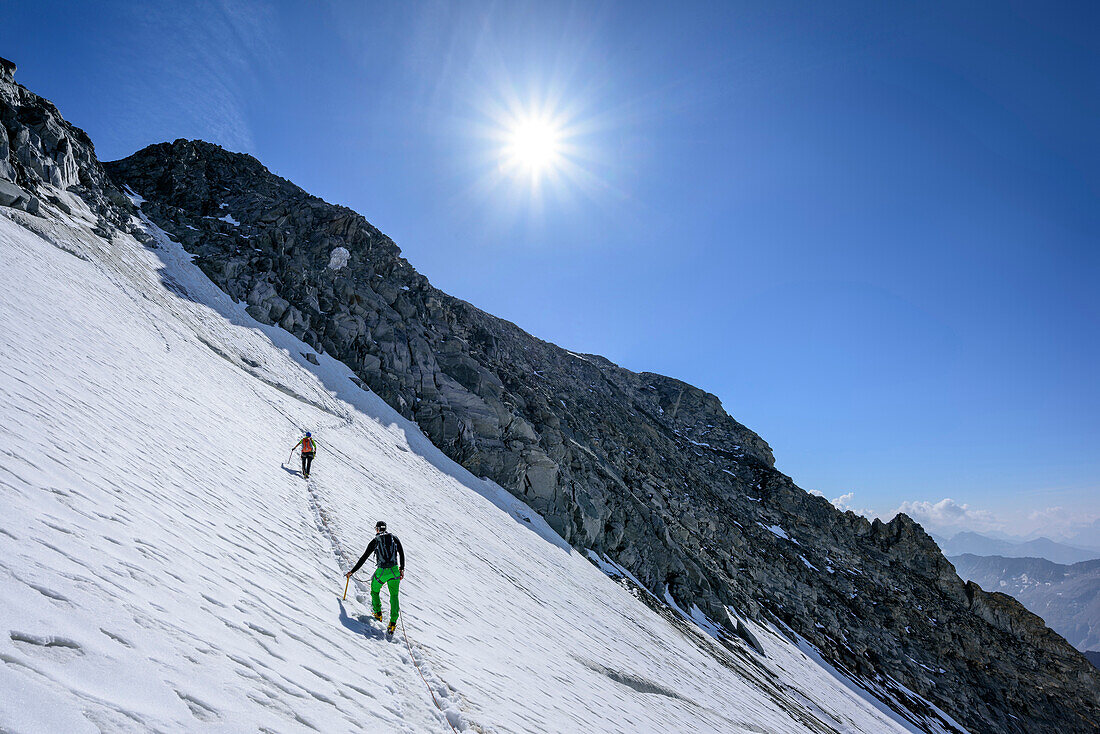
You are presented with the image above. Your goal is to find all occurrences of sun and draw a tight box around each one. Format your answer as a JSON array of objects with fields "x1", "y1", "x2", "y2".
[
  {"x1": 473, "y1": 92, "x2": 603, "y2": 201},
  {"x1": 494, "y1": 108, "x2": 572, "y2": 185},
  {"x1": 504, "y1": 116, "x2": 563, "y2": 174}
]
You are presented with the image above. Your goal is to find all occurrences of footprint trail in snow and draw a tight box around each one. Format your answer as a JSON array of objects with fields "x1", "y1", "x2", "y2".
[{"x1": 0, "y1": 199, "x2": 964, "y2": 733}]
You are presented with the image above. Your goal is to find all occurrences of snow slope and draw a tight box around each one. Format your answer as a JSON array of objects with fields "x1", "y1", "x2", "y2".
[{"x1": 0, "y1": 197, "x2": 965, "y2": 733}]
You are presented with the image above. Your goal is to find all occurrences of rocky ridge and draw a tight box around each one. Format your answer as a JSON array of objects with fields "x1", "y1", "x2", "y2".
[
  {"x1": 952, "y1": 553, "x2": 1100, "y2": 651},
  {"x1": 0, "y1": 57, "x2": 132, "y2": 232},
  {"x1": 2, "y1": 59, "x2": 1098, "y2": 733}
]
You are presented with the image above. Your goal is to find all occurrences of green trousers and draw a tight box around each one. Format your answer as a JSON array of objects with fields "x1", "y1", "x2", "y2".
[{"x1": 371, "y1": 565, "x2": 401, "y2": 623}]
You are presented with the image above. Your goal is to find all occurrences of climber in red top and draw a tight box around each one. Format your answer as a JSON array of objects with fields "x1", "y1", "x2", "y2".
[{"x1": 291, "y1": 431, "x2": 318, "y2": 479}]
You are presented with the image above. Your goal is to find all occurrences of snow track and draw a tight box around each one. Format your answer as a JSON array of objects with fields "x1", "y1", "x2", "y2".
[
  {"x1": 0, "y1": 199, "x2": 965, "y2": 733},
  {"x1": 304, "y1": 455, "x2": 467, "y2": 733}
]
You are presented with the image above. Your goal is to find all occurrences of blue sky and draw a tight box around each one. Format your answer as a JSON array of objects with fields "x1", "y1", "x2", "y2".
[{"x1": 5, "y1": 1, "x2": 1098, "y2": 542}]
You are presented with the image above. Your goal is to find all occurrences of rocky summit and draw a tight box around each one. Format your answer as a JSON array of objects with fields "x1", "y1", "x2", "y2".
[{"x1": 2, "y1": 57, "x2": 1099, "y2": 733}]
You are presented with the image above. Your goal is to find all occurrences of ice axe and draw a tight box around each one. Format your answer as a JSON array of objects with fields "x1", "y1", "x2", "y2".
[{"x1": 343, "y1": 575, "x2": 350, "y2": 601}]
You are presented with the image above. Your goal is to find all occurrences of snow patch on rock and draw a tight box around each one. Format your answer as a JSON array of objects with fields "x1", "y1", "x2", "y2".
[{"x1": 328, "y1": 247, "x2": 350, "y2": 270}]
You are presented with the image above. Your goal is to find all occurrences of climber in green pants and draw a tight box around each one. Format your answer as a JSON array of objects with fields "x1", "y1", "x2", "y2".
[{"x1": 346, "y1": 521, "x2": 405, "y2": 635}]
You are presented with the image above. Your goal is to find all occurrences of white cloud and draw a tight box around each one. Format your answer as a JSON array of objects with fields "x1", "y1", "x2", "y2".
[
  {"x1": 831, "y1": 492, "x2": 855, "y2": 509},
  {"x1": 823, "y1": 491, "x2": 875, "y2": 519},
  {"x1": 895, "y1": 498, "x2": 999, "y2": 533},
  {"x1": 890, "y1": 497, "x2": 1100, "y2": 541},
  {"x1": 1020, "y1": 506, "x2": 1100, "y2": 544},
  {"x1": 1027, "y1": 506, "x2": 1069, "y2": 523}
]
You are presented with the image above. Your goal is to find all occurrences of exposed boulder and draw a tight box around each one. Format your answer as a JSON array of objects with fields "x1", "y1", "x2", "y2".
[{"x1": 0, "y1": 179, "x2": 38, "y2": 214}]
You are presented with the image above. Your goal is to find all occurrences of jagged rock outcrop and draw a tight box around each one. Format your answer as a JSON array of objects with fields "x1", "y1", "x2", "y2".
[
  {"x1": 0, "y1": 56, "x2": 132, "y2": 230},
  {"x1": 3, "y1": 58, "x2": 1096, "y2": 733}
]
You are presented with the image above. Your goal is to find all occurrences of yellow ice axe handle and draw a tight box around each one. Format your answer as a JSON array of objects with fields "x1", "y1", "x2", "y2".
[{"x1": 343, "y1": 575, "x2": 349, "y2": 600}]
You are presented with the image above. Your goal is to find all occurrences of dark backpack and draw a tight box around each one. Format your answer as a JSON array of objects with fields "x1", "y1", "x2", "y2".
[{"x1": 375, "y1": 533, "x2": 399, "y2": 568}]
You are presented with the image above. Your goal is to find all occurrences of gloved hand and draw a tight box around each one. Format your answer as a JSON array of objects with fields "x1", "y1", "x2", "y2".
[
  {"x1": 399, "y1": 569, "x2": 404, "y2": 580},
  {"x1": 345, "y1": 571, "x2": 353, "y2": 579}
]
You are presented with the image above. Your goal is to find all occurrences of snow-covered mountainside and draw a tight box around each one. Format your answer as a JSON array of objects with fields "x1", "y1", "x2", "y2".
[
  {"x1": 0, "y1": 188, "x2": 963, "y2": 732},
  {"x1": 3, "y1": 55, "x2": 1099, "y2": 733}
]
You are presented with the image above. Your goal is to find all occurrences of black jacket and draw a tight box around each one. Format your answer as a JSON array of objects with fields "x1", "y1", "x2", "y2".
[{"x1": 350, "y1": 532, "x2": 404, "y2": 574}]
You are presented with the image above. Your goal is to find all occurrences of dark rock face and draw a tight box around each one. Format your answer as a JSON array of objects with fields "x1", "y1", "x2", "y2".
[
  {"x1": 0, "y1": 56, "x2": 132, "y2": 228},
  {"x1": 104, "y1": 139, "x2": 1100, "y2": 733}
]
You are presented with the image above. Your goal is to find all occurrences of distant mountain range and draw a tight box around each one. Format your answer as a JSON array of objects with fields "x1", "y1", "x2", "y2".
[
  {"x1": 950, "y1": 553, "x2": 1100, "y2": 652},
  {"x1": 936, "y1": 531, "x2": 1100, "y2": 565}
]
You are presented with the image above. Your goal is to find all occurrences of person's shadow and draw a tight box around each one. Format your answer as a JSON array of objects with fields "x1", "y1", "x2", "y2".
[
  {"x1": 281, "y1": 464, "x2": 301, "y2": 478},
  {"x1": 338, "y1": 599, "x2": 386, "y2": 640}
]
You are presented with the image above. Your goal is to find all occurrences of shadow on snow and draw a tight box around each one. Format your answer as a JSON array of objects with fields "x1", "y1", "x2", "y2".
[{"x1": 337, "y1": 599, "x2": 388, "y2": 641}]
